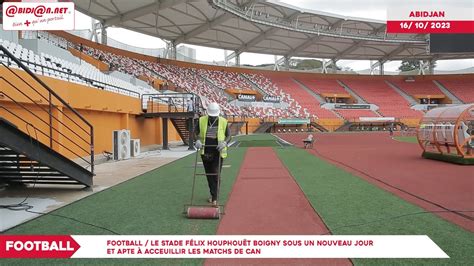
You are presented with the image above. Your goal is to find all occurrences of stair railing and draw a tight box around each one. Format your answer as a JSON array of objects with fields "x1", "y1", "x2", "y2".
[
  {"x1": 0, "y1": 45, "x2": 94, "y2": 174},
  {"x1": 141, "y1": 92, "x2": 201, "y2": 115}
]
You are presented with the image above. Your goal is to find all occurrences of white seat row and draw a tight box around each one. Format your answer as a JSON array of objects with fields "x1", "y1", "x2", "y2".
[{"x1": 0, "y1": 38, "x2": 154, "y2": 98}]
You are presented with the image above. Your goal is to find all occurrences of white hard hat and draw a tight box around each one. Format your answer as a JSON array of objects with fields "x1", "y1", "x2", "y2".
[{"x1": 207, "y1": 102, "x2": 220, "y2": 117}]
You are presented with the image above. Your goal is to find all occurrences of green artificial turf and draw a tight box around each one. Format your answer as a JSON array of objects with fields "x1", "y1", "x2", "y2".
[
  {"x1": 393, "y1": 136, "x2": 418, "y2": 144},
  {"x1": 237, "y1": 139, "x2": 281, "y2": 147},
  {"x1": 232, "y1": 134, "x2": 284, "y2": 147},
  {"x1": 276, "y1": 147, "x2": 474, "y2": 266},
  {"x1": 3, "y1": 147, "x2": 247, "y2": 265},
  {"x1": 232, "y1": 134, "x2": 277, "y2": 141}
]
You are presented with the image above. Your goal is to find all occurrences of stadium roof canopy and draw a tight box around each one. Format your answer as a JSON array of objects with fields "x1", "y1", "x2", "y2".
[{"x1": 74, "y1": 0, "x2": 473, "y2": 62}]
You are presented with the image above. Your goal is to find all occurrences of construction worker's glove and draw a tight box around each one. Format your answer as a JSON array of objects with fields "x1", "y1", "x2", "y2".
[
  {"x1": 194, "y1": 140, "x2": 203, "y2": 150},
  {"x1": 217, "y1": 141, "x2": 227, "y2": 152}
]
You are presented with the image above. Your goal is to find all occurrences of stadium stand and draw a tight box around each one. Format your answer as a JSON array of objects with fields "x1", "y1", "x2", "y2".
[
  {"x1": 241, "y1": 73, "x2": 282, "y2": 96},
  {"x1": 12, "y1": 31, "x2": 469, "y2": 122},
  {"x1": 26, "y1": 33, "x2": 241, "y2": 115},
  {"x1": 268, "y1": 75, "x2": 337, "y2": 119},
  {"x1": 37, "y1": 32, "x2": 312, "y2": 118},
  {"x1": 241, "y1": 73, "x2": 311, "y2": 117},
  {"x1": 294, "y1": 77, "x2": 381, "y2": 119},
  {"x1": 128, "y1": 61, "x2": 308, "y2": 118},
  {"x1": 197, "y1": 69, "x2": 254, "y2": 91},
  {"x1": 0, "y1": 38, "x2": 150, "y2": 97},
  {"x1": 391, "y1": 79, "x2": 445, "y2": 98},
  {"x1": 436, "y1": 78, "x2": 474, "y2": 103},
  {"x1": 295, "y1": 77, "x2": 347, "y2": 97},
  {"x1": 335, "y1": 109, "x2": 380, "y2": 120},
  {"x1": 33, "y1": 31, "x2": 69, "y2": 50},
  {"x1": 143, "y1": 62, "x2": 243, "y2": 116},
  {"x1": 342, "y1": 79, "x2": 423, "y2": 118}
]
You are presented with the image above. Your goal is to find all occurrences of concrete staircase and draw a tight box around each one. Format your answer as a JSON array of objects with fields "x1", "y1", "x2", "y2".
[
  {"x1": 291, "y1": 78, "x2": 343, "y2": 119},
  {"x1": 196, "y1": 72, "x2": 234, "y2": 101},
  {"x1": 337, "y1": 80, "x2": 368, "y2": 104},
  {"x1": 240, "y1": 73, "x2": 269, "y2": 96},
  {"x1": 291, "y1": 78, "x2": 326, "y2": 103},
  {"x1": 254, "y1": 122, "x2": 275, "y2": 133},
  {"x1": 385, "y1": 80, "x2": 418, "y2": 105},
  {"x1": 433, "y1": 80, "x2": 464, "y2": 104}
]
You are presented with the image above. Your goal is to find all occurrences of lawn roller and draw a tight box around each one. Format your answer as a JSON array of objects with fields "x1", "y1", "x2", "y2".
[{"x1": 184, "y1": 145, "x2": 224, "y2": 219}]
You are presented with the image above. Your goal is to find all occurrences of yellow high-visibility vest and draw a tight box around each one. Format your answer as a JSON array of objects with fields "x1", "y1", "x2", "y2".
[{"x1": 199, "y1": 116, "x2": 228, "y2": 158}]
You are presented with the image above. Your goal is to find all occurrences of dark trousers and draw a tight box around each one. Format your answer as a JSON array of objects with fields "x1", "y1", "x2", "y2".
[
  {"x1": 187, "y1": 118, "x2": 193, "y2": 131},
  {"x1": 201, "y1": 152, "x2": 223, "y2": 201}
]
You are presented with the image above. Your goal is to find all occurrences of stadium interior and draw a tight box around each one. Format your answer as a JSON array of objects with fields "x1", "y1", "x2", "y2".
[
  {"x1": 0, "y1": 1, "x2": 473, "y2": 186},
  {"x1": 0, "y1": 0, "x2": 473, "y2": 264}
]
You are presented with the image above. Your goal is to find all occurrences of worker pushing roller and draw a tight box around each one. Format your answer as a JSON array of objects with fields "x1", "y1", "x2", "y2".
[
  {"x1": 185, "y1": 102, "x2": 230, "y2": 219},
  {"x1": 195, "y1": 102, "x2": 231, "y2": 206}
]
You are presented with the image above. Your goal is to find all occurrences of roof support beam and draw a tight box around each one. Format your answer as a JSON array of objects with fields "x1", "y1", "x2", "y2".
[
  {"x1": 101, "y1": 25, "x2": 108, "y2": 45},
  {"x1": 224, "y1": 50, "x2": 241, "y2": 66},
  {"x1": 370, "y1": 60, "x2": 384, "y2": 75},
  {"x1": 285, "y1": 35, "x2": 319, "y2": 58},
  {"x1": 90, "y1": 21, "x2": 101, "y2": 42},
  {"x1": 273, "y1": 55, "x2": 283, "y2": 71},
  {"x1": 292, "y1": 24, "x2": 383, "y2": 61},
  {"x1": 428, "y1": 59, "x2": 436, "y2": 74},
  {"x1": 284, "y1": 19, "x2": 344, "y2": 58},
  {"x1": 226, "y1": 50, "x2": 240, "y2": 61},
  {"x1": 370, "y1": 60, "x2": 385, "y2": 75},
  {"x1": 273, "y1": 55, "x2": 290, "y2": 71},
  {"x1": 174, "y1": 13, "x2": 233, "y2": 44},
  {"x1": 235, "y1": 53, "x2": 240, "y2": 66},
  {"x1": 238, "y1": 27, "x2": 279, "y2": 53},
  {"x1": 164, "y1": 40, "x2": 177, "y2": 59},
  {"x1": 104, "y1": 0, "x2": 192, "y2": 27},
  {"x1": 333, "y1": 25, "x2": 387, "y2": 61},
  {"x1": 104, "y1": 2, "x2": 157, "y2": 27},
  {"x1": 174, "y1": 1, "x2": 258, "y2": 45},
  {"x1": 233, "y1": 11, "x2": 300, "y2": 55},
  {"x1": 378, "y1": 33, "x2": 427, "y2": 62},
  {"x1": 379, "y1": 43, "x2": 410, "y2": 63},
  {"x1": 321, "y1": 59, "x2": 336, "y2": 73},
  {"x1": 419, "y1": 59, "x2": 436, "y2": 75},
  {"x1": 333, "y1": 40, "x2": 364, "y2": 61}
]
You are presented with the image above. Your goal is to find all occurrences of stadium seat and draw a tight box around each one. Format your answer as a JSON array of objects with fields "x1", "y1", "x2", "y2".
[
  {"x1": 435, "y1": 79, "x2": 474, "y2": 103},
  {"x1": 341, "y1": 79, "x2": 423, "y2": 119}
]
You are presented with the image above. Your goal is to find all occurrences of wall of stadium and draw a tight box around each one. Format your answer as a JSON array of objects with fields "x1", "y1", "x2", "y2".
[{"x1": 0, "y1": 67, "x2": 181, "y2": 160}]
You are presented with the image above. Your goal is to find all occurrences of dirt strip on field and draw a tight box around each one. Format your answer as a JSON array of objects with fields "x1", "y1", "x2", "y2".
[{"x1": 205, "y1": 147, "x2": 351, "y2": 266}]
